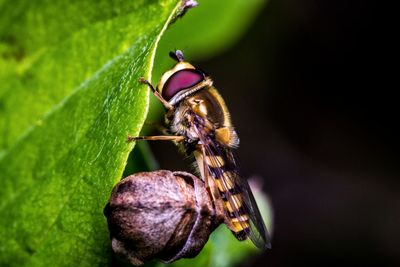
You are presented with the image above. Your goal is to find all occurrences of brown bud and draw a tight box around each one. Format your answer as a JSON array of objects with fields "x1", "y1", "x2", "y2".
[{"x1": 104, "y1": 170, "x2": 224, "y2": 266}]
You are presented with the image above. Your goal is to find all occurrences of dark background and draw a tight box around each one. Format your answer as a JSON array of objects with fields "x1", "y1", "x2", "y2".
[{"x1": 150, "y1": 0, "x2": 399, "y2": 266}]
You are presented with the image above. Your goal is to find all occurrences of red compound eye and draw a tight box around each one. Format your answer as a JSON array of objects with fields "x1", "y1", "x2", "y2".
[{"x1": 162, "y1": 69, "x2": 204, "y2": 101}]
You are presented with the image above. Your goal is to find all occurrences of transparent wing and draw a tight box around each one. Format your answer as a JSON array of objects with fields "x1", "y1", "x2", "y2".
[{"x1": 197, "y1": 130, "x2": 271, "y2": 249}]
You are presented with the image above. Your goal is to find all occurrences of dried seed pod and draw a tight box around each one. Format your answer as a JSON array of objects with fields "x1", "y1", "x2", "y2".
[{"x1": 104, "y1": 170, "x2": 224, "y2": 266}]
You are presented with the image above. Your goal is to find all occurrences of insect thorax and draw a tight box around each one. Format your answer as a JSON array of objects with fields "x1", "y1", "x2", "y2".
[{"x1": 167, "y1": 87, "x2": 227, "y2": 143}]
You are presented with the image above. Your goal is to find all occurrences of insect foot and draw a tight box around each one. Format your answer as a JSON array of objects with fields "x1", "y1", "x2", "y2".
[{"x1": 104, "y1": 170, "x2": 225, "y2": 266}]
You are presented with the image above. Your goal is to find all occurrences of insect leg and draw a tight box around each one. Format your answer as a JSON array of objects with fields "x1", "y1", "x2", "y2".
[
  {"x1": 127, "y1": 135, "x2": 184, "y2": 143},
  {"x1": 138, "y1": 77, "x2": 173, "y2": 110}
]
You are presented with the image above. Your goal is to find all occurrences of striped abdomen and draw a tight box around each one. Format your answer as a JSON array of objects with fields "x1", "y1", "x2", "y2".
[{"x1": 203, "y1": 152, "x2": 250, "y2": 241}]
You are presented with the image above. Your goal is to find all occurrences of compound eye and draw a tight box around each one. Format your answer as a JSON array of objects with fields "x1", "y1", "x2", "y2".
[{"x1": 162, "y1": 69, "x2": 204, "y2": 101}]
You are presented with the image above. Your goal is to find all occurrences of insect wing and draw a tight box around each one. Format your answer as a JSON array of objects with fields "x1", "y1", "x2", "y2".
[
  {"x1": 200, "y1": 137, "x2": 271, "y2": 249},
  {"x1": 232, "y1": 159, "x2": 272, "y2": 249}
]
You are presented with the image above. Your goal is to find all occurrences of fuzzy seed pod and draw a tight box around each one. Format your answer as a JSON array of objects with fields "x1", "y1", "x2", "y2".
[{"x1": 104, "y1": 170, "x2": 224, "y2": 266}]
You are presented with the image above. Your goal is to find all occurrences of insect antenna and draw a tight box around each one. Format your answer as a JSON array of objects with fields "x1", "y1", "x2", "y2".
[{"x1": 169, "y1": 50, "x2": 185, "y2": 62}]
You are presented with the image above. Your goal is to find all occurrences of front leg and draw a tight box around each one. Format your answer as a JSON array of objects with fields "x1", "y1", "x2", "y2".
[
  {"x1": 139, "y1": 77, "x2": 173, "y2": 110},
  {"x1": 127, "y1": 135, "x2": 184, "y2": 143}
]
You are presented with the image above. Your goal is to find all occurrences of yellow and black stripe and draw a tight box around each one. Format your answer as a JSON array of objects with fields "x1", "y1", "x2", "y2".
[{"x1": 204, "y1": 151, "x2": 250, "y2": 241}]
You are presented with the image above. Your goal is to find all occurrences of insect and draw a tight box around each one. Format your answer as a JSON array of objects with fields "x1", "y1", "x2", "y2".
[{"x1": 131, "y1": 50, "x2": 271, "y2": 249}]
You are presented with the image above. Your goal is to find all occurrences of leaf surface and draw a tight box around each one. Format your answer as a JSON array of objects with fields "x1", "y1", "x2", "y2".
[{"x1": 0, "y1": 1, "x2": 183, "y2": 266}]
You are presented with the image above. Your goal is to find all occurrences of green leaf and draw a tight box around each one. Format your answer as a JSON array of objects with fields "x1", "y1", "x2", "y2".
[{"x1": 0, "y1": 0, "x2": 184, "y2": 266}]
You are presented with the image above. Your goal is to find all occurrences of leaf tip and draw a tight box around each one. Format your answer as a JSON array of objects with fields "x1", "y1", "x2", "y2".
[
  {"x1": 182, "y1": 0, "x2": 198, "y2": 9},
  {"x1": 177, "y1": 0, "x2": 199, "y2": 18}
]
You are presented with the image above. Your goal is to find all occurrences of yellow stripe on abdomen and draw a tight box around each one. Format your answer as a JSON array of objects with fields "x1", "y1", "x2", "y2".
[
  {"x1": 205, "y1": 155, "x2": 225, "y2": 168},
  {"x1": 202, "y1": 153, "x2": 251, "y2": 241}
]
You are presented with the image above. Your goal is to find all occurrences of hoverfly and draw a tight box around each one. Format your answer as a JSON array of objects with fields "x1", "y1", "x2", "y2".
[{"x1": 131, "y1": 50, "x2": 271, "y2": 249}]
